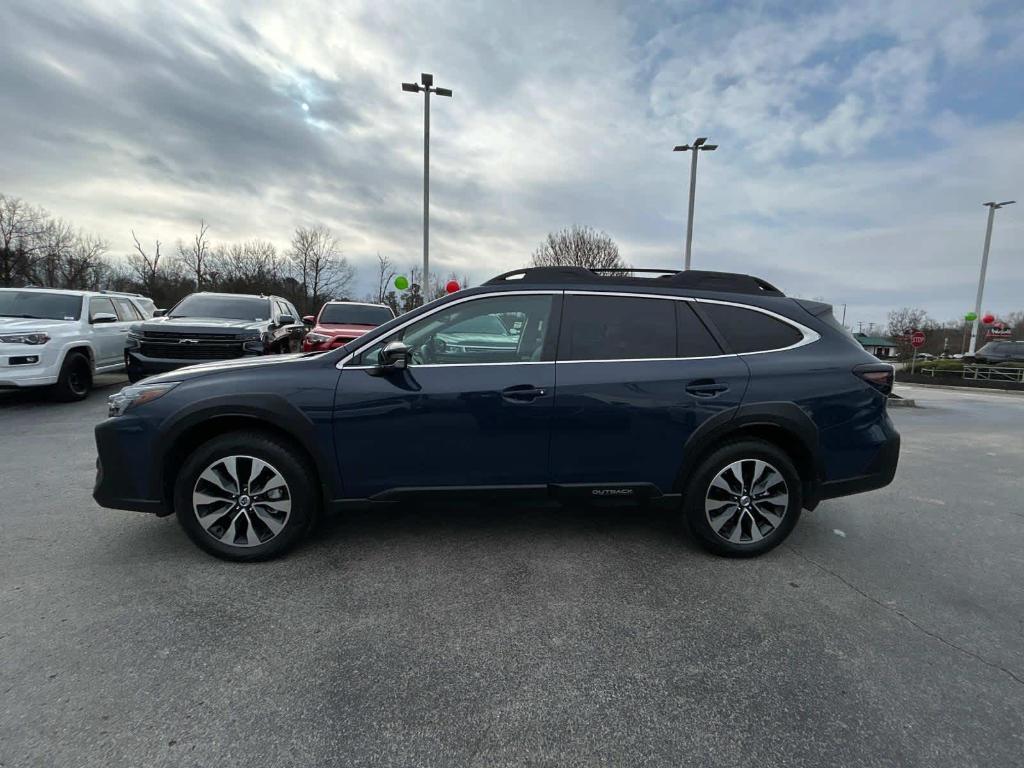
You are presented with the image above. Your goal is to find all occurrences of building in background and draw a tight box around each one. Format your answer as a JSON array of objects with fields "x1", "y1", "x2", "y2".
[{"x1": 854, "y1": 332, "x2": 898, "y2": 359}]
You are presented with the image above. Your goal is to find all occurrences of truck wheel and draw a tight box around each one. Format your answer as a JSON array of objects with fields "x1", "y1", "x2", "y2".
[
  {"x1": 683, "y1": 439, "x2": 802, "y2": 558},
  {"x1": 174, "y1": 431, "x2": 319, "y2": 561},
  {"x1": 50, "y1": 352, "x2": 92, "y2": 402}
]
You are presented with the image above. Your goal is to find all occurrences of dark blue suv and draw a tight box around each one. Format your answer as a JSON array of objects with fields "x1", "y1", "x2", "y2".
[{"x1": 93, "y1": 267, "x2": 900, "y2": 561}]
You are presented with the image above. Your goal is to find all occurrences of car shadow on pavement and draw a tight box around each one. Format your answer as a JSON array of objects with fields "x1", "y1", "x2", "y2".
[{"x1": 307, "y1": 501, "x2": 709, "y2": 556}]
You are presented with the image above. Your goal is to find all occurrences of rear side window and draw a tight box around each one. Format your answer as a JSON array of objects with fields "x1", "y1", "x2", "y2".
[
  {"x1": 559, "y1": 295, "x2": 676, "y2": 361},
  {"x1": 700, "y1": 303, "x2": 803, "y2": 353},
  {"x1": 112, "y1": 297, "x2": 142, "y2": 321}
]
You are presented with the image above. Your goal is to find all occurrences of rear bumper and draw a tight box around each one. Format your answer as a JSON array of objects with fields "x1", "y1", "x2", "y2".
[{"x1": 817, "y1": 428, "x2": 900, "y2": 503}]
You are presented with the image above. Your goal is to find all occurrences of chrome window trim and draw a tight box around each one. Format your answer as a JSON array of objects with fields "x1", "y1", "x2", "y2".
[{"x1": 336, "y1": 288, "x2": 819, "y2": 370}]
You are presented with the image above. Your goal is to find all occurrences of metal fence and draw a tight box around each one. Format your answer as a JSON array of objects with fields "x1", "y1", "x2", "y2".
[{"x1": 920, "y1": 364, "x2": 1024, "y2": 383}]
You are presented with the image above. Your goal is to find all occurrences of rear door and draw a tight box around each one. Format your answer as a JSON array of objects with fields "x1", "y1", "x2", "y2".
[{"x1": 548, "y1": 292, "x2": 749, "y2": 495}]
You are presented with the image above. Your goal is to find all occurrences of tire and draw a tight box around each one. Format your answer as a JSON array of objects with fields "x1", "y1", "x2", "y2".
[
  {"x1": 126, "y1": 356, "x2": 145, "y2": 383},
  {"x1": 50, "y1": 352, "x2": 92, "y2": 402},
  {"x1": 683, "y1": 439, "x2": 802, "y2": 558},
  {"x1": 174, "y1": 431, "x2": 319, "y2": 561}
]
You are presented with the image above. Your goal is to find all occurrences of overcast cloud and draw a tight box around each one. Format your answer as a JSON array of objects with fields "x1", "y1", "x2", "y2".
[{"x1": 1, "y1": 0, "x2": 1021, "y2": 326}]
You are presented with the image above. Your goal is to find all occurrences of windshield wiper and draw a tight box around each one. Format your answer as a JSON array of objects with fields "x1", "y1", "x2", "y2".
[{"x1": 0, "y1": 313, "x2": 41, "y2": 319}]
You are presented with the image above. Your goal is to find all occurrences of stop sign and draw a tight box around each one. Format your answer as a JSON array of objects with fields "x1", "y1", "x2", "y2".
[{"x1": 910, "y1": 330, "x2": 926, "y2": 348}]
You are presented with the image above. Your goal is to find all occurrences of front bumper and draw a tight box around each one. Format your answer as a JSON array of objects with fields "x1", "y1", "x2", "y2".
[
  {"x1": 93, "y1": 415, "x2": 168, "y2": 514},
  {"x1": 0, "y1": 345, "x2": 62, "y2": 388},
  {"x1": 126, "y1": 349, "x2": 260, "y2": 378}
]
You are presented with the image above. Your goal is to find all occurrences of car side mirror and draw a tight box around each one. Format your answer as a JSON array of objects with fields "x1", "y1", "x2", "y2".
[
  {"x1": 302, "y1": 315, "x2": 315, "y2": 325},
  {"x1": 91, "y1": 312, "x2": 118, "y2": 324},
  {"x1": 371, "y1": 341, "x2": 411, "y2": 375},
  {"x1": 277, "y1": 314, "x2": 295, "y2": 326},
  {"x1": 153, "y1": 308, "x2": 166, "y2": 317}
]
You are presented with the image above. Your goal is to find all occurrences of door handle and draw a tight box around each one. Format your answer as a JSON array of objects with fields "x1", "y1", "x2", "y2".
[
  {"x1": 501, "y1": 385, "x2": 547, "y2": 402},
  {"x1": 685, "y1": 381, "x2": 729, "y2": 398}
]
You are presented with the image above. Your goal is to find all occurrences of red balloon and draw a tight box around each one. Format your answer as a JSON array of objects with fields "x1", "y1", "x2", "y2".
[
  {"x1": 982, "y1": 313, "x2": 995, "y2": 324},
  {"x1": 445, "y1": 280, "x2": 460, "y2": 294}
]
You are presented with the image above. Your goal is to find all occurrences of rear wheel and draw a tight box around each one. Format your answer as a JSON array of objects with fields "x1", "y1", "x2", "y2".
[
  {"x1": 50, "y1": 352, "x2": 92, "y2": 402},
  {"x1": 174, "y1": 431, "x2": 319, "y2": 561},
  {"x1": 683, "y1": 439, "x2": 801, "y2": 557}
]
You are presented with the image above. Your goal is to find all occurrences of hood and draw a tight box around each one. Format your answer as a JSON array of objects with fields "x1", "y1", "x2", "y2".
[
  {"x1": 313, "y1": 323, "x2": 376, "y2": 338},
  {"x1": 138, "y1": 352, "x2": 313, "y2": 385},
  {"x1": 136, "y1": 316, "x2": 266, "y2": 334},
  {"x1": 0, "y1": 317, "x2": 78, "y2": 333}
]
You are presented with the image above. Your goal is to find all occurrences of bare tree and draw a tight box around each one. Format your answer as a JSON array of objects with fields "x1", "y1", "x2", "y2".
[
  {"x1": 129, "y1": 231, "x2": 165, "y2": 296},
  {"x1": 0, "y1": 195, "x2": 43, "y2": 286},
  {"x1": 530, "y1": 225, "x2": 626, "y2": 270},
  {"x1": 287, "y1": 224, "x2": 354, "y2": 309},
  {"x1": 33, "y1": 218, "x2": 76, "y2": 288},
  {"x1": 177, "y1": 220, "x2": 211, "y2": 290},
  {"x1": 60, "y1": 232, "x2": 109, "y2": 289},
  {"x1": 374, "y1": 253, "x2": 396, "y2": 303},
  {"x1": 886, "y1": 307, "x2": 930, "y2": 359}
]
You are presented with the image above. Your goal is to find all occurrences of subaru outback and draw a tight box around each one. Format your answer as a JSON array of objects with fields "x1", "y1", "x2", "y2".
[{"x1": 93, "y1": 267, "x2": 900, "y2": 561}]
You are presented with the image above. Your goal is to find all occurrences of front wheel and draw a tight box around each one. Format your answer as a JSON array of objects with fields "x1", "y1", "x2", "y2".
[
  {"x1": 50, "y1": 352, "x2": 92, "y2": 402},
  {"x1": 174, "y1": 431, "x2": 319, "y2": 561},
  {"x1": 683, "y1": 439, "x2": 802, "y2": 557}
]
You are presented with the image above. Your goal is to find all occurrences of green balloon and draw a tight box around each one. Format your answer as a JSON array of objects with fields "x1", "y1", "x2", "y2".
[
  {"x1": 964, "y1": 312, "x2": 977, "y2": 322},
  {"x1": 394, "y1": 275, "x2": 409, "y2": 290}
]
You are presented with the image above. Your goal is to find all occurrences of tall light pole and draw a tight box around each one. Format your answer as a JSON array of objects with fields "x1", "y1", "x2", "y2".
[
  {"x1": 402, "y1": 73, "x2": 452, "y2": 302},
  {"x1": 967, "y1": 200, "x2": 1015, "y2": 356},
  {"x1": 673, "y1": 137, "x2": 718, "y2": 270}
]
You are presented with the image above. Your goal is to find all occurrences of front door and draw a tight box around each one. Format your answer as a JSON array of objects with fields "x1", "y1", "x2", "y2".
[
  {"x1": 87, "y1": 296, "x2": 129, "y2": 367},
  {"x1": 333, "y1": 292, "x2": 560, "y2": 499},
  {"x1": 549, "y1": 292, "x2": 749, "y2": 494}
]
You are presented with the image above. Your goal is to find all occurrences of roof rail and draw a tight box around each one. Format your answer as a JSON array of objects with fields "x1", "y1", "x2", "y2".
[{"x1": 484, "y1": 267, "x2": 783, "y2": 296}]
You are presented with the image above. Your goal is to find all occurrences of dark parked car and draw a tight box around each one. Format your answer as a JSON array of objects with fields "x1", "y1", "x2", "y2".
[
  {"x1": 301, "y1": 301, "x2": 394, "y2": 352},
  {"x1": 969, "y1": 340, "x2": 1024, "y2": 365},
  {"x1": 125, "y1": 292, "x2": 306, "y2": 382},
  {"x1": 95, "y1": 267, "x2": 900, "y2": 561}
]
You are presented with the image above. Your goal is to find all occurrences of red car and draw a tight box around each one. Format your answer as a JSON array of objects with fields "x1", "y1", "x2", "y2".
[{"x1": 302, "y1": 301, "x2": 395, "y2": 352}]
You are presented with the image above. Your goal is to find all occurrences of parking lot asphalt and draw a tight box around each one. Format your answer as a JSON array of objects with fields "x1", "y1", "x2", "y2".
[{"x1": 1, "y1": 379, "x2": 1022, "y2": 767}]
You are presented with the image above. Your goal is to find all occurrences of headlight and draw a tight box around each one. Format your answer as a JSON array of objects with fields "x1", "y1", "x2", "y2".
[
  {"x1": 108, "y1": 381, "x2": 179, "y2": 417},
  {"x1": 305, "y1": 332, "x2": 330, "y2": 344},
  {"x1": 242, "y1": 338, "x2": 266, "y2": 353},
  {"x1": 0, "y1": 332, "x2": 50, "y2": 345}
]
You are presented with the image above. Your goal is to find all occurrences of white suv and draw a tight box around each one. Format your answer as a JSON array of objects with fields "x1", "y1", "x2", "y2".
[{"x1": 0, "y1": 288, "x2": 150, "y2": 401}]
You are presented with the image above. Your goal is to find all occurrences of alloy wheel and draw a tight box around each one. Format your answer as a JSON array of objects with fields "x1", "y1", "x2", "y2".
[
  {"x1": 704, "y1": 459, "x2": 789, "y2": 545},
  {"x1": 192, "y1": 455, "x2": 291, "y2": 547}
]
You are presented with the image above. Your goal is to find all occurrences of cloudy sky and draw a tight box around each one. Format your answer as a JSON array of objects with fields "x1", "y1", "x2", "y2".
[{"x1": 1, "y1": 0, "x2": 1022, "y2": 327}]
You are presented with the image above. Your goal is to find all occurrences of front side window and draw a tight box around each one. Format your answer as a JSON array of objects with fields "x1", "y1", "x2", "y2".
[
  {"x1": 358, "y1": 294, "x2": 555, "y2": 366},
  {"x1": 700, "y1": 303, "x2": 804, "y2": 354},
  {"x1": 89, "y1": 297, "x2": 117, "y2": 321},
  {"x1": 558, "y1": 295, "x2": 677, "y2": 361}
]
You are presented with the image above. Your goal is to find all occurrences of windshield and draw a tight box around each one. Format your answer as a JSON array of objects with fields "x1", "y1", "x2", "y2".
[
  {"x1": 169, "y1": 295, "x2": 271, "y2": 321},
  {"x1": 319, "y1": 304, "x2": 393, "y2": 325},
  {"x1": 0, "y1": 291, "x2": 82, "y2": 321}
]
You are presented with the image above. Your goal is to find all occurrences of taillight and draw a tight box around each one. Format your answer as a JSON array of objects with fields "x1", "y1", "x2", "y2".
[{"x1": 854, "y1": 364, "x2": 894, "y2": 395}]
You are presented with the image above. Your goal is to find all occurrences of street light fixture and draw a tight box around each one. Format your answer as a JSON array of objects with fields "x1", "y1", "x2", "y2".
[
  {"x1": 674, "y1": 137, "x2": 718, "y2": 270},
  {"x1": 402, "y1": 72, "x2": 453, "y2": 302},
  {"x1": 967, "y1": 200, "x2": 1015, "y2": 356}
]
